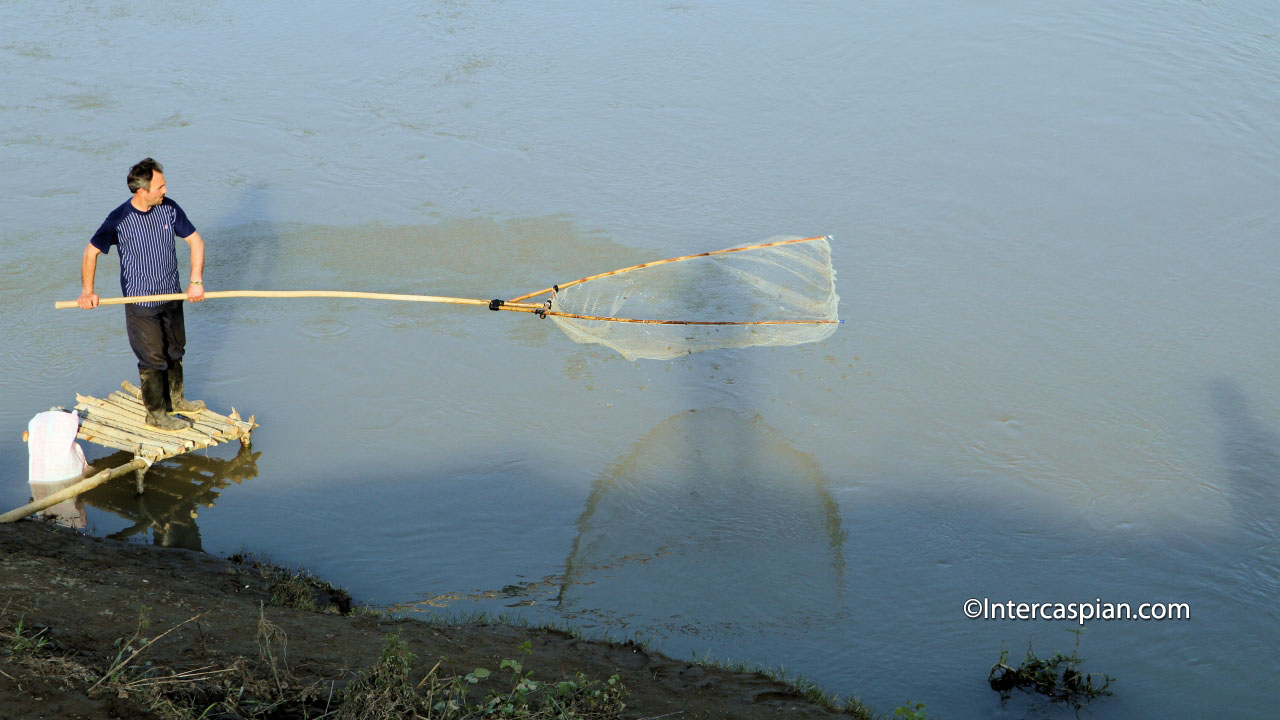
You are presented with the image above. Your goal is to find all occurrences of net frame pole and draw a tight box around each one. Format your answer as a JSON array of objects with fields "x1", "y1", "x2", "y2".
[
  {"x1": 541, "y1": 311, "x2": 838, "y2": 326},
  {"x1": 506, "y1": 235, "x2": 829, "y2": 303}
]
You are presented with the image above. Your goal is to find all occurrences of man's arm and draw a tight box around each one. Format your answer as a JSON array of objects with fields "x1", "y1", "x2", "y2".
[
  {"x1": 182, "y1": 231, "x2": 205, "y2": 302},
  {"x1": 78, "y1": 244, "x2": 101, "y2": 309}
]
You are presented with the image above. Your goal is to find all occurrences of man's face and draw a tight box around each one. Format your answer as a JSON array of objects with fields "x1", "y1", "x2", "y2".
[{"x1": 138, "y1": 171, "x2": 167, "y2": 207}]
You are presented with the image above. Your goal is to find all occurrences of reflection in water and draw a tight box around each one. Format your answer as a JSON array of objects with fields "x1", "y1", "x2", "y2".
[
  {"x1": 63, "y1": 445, "x2": 262, "y2": 552},
  {"x1": 558, "y1": 407, "x2": 847, "y2": 639},
  {"x1": 28, "y1": 475, "x2": 89, "y2": 530}
]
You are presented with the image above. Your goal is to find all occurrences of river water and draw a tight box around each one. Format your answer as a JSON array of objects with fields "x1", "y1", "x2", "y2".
[{"x1": 2, "y1": 1, "x2": 1277, "y2": 716}]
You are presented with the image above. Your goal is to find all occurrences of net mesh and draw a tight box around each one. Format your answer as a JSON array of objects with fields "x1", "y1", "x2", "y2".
[{"x1": 545, "y1": 235, "x2": 839, "y2": 360}]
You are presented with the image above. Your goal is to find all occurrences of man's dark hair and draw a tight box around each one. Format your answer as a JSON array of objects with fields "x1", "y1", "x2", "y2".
[{"x1": 127, "y1": 158, "x2": 164, "y2": 193}]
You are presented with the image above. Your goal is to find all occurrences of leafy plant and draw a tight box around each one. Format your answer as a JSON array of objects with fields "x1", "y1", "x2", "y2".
[
  {"x1": 7, "y1": 615, "x2": 49, "y2": 654},
  {"x1": 989, "y1": 629, "x2": 1113, "y2": 709},
  {"x1": 93, "y1": 606, "x2": 154, "y2": 690},
  {"x1": 338, "y1": 633, "x2": 418, "y2": 720}
]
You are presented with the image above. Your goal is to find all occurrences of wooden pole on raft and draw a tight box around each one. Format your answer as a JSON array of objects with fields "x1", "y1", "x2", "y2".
[
  {"x1": 0, "y1": 459, "x2": 148, "y2": 524},
  {"x1": 54, "y1": 290, "x2": 546, "y2": 312}
]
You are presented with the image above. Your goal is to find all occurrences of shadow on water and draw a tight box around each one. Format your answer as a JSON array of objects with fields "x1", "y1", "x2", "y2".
[
  {"x1": 30, "y1": 444, "x2": 261, "y2": 552},
  {"x1": 558, "y1": 406, "x2": 847, "y2": 613},
  {"x1": 207, "y1": 184, "x2": 283, "y2": 290},
  {"x1": 393, "y1": 407, "x2": 848, "y2": 638},
  {"x1": 197, "y1": 184, "x2": 283, "y2": 367},
  {"x1": 1208, "y1": 379, "x2": 1280, "y2": 596}
]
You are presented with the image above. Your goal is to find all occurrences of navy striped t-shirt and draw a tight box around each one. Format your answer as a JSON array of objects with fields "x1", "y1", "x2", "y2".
[{"x1": 90, "y1": 197, "x2": 196, "y2": 307}]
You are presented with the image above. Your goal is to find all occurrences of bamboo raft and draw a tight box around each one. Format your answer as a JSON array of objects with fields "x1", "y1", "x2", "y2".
[
  {"x1": 74, "y1": 380, "x2": 256, "y2": 492},
  {"x1": 0, "y1": 383, "x2": 257, "y2": 524}
]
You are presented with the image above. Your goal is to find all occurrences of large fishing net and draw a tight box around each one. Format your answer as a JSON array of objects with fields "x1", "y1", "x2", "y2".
[{"x1": 517, "y1": 235, "x2": 839, "y2": 360}]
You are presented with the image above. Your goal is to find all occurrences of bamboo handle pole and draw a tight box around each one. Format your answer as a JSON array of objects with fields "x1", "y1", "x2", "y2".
[
  {"x1": 55, "y1": 290, "x2": 546, "y2": 312},
  {"x1": 507, "y1": 235, "x2": 828, "y2": 303},
  {"x1": 0, "y1": 459, "x2": 148, "y2": 524}
]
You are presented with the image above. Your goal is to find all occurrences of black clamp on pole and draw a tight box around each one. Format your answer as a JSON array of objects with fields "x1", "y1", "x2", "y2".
[
  {"x1": 535, "y1": 284, "x2": 558, "y2": 319},
  {"x1": 488, "y1": 299, "x2": 504, "y2": 311}
]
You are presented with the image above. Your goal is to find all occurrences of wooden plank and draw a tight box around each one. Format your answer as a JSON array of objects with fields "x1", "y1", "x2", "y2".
[
  {"x1": 74, "y1": 399, "x2": 146, "y2": 432},
  {"x1": 74, "y1": 423, "x2": 139, "y2": 453},
  {"x1": 77, "y1": 416, "x2": 189, "y2": 456},
  {"x1": 111, "y1": 385, "x2": 142, "y2": 401},
  {"x1": 205, "y1": 408, "x2": 255, "y2": 434},
  {"x1": 105, "y1": 390, "x2": 145, "y2": 410},
  {"x1": 74, "y1": 432, "x2": 138, "y2": 455},
  {"x1": 76, "y1": 395, "x2": 215, "y2": 444},
  {"x1": 88, "y1": 400, "x2": 242, "y2": 450},
  {"x1": 103, "y1": 393, "x2": 151, "y2": 419},
  {"x1": 77, "y1": 435, "x2": 166, "y2": 459},
  {"x1": 184, "y1": 418, "x2": 228, "y2": 439},
  {"x1": 119, "y1": 380, "x2": 143, "y2": 400},
  {"x1": 74, "y1": 400, "x2": 196, "y2": 444},
  {"x1": 77, "y1": 417, "x2": 187, "y2": 456},
  {"x1": 74, "y1": 401, "x2": 208, "y2": 449}
]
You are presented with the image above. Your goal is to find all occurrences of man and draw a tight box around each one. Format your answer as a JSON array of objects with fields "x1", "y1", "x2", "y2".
[{"x1": 78, "y1": 158, "x2": 207, "y2": 432}]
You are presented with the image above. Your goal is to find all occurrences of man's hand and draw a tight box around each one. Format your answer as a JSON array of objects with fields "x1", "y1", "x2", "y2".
[
  {"x1": 79, "y1": 244, "x2": 102, "y2": 309},
  {"x1": 183, "y1": 232, "x2": 205, "y2": 303}
]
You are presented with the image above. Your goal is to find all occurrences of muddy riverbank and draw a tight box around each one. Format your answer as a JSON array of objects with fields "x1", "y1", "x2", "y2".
[{"x1": 0, "y1": 519, "x2": 867, "y2": 719}]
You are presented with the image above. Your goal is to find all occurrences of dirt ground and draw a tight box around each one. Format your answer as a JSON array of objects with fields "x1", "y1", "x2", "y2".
[{"x1": 0, "y1": 519, "x2": 867, "y2": 719}]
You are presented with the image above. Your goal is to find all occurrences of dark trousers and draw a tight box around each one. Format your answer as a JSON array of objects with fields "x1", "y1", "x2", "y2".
[{"x1": 125, "y1": 301, "x2": 186, "y2": 372}]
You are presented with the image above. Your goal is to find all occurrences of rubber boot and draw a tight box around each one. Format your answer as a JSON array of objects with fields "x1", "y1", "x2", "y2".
[
  {"x1": 167, "y1": 361, "x2": 206, "y2": 414},
  {"x1": 140, "y1": 369, "x2": 191, "y2": 432}
]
